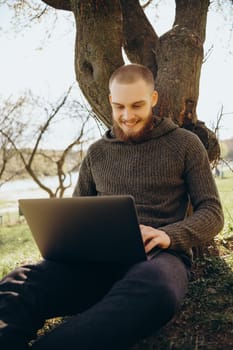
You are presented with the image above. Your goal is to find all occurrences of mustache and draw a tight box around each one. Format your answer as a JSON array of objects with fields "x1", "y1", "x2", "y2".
[{"x1": 112, "y1": 114, "x2": 155, "y2": 143}]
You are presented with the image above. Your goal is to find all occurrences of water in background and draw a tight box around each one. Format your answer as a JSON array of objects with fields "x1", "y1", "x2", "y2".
[{"x1": 0, "y1": 173, "x2": 78, "y2": 214}]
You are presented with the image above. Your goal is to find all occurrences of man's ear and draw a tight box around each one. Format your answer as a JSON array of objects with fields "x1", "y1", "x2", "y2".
[
  {"x1": 151, "y1": 90, "x2": 158, "y2": 107},
  {"x1": 109, "y1": 94, "x2": 112, "y2": 104}
]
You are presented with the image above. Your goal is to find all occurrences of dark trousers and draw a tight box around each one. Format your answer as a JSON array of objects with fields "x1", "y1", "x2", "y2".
[{"x1": 0, "y1": 252, "x2": 190, "y2": 350}]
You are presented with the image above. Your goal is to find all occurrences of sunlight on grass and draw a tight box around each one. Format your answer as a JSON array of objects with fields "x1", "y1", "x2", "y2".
[
  {"x1": 0, "y1": 223, "x2": 41, "y2": 279},
  {"x1": 216, "y1": 175, "x2": 233, "y2": 221},
  {"x1": 215, "y1": 171, "x2": 233, "y2": 247}
]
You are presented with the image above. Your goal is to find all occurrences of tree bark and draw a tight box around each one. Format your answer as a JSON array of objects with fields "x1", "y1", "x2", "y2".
[
  {"x1": 120, "y1": 0, "x2": 159, "y2": 77},
  {"x1": 42, "y1": 0, "x2": 72, "y2": 11},
  {"x1": 70, "y1": 0, "x2": 124, "y2": 127},
  {"x1": 155, "y1": 0, "x2": 210, "y2": 123}
]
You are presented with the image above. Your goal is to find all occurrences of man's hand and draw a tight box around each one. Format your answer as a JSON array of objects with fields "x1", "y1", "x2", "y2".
[{"x1": 140, "y1": 224, "x2": 171, "y2": 253}]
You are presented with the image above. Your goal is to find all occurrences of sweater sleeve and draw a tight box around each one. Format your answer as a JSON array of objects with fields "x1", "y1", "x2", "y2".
[
  {"x1": 160, "y1": 135, "x2": 224, "y2": 252},
  {"x1": 72, "y1": 154, "x2": 97, "y2": 197}
]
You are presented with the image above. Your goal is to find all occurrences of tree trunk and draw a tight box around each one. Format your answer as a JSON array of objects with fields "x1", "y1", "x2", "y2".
[
  {"x1": 43, "y1": 0, "x2": 210, "y2": 128},
  {"x1": 70, "y1": 0, "x2": 124, "y2": 127},
  {"x1": 155, "y1": 0, "x2": 209, "y2": 123},
  {"x1": 42, "y1": 0, "x2": 71, "y2": 10},
  {"x1": 120, "y1": 0, "x2": 159, "y2": 77}
]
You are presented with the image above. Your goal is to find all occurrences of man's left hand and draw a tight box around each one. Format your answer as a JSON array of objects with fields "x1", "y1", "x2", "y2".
[{"x1": 140, "y1": 224, "x2": 171, "y2": 253}]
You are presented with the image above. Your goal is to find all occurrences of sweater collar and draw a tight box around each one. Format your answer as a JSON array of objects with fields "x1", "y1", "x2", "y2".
[{"x1": 103, "y1": 116, "x2": 179, "y2": 143}]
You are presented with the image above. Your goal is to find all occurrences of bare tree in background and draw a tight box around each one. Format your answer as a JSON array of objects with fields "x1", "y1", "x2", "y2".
[
  {"x1": 0, "y1": 96, "x2": 27, "y2": 185},
  {"x1": 0, "y1": 87, "x2": 97, "y2": 197}
]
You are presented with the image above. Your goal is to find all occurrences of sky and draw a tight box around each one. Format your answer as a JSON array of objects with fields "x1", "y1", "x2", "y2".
[{"x1": 0, "y1": 0, "x2": 233, "y2": 148}]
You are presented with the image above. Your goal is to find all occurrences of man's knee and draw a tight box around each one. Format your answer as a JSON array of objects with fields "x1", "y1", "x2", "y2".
[{"x1": 126, "y1": 255, "x2": 187, "y2": 314}]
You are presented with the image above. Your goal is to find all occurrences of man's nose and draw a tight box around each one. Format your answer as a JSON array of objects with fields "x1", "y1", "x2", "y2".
[{"x1": 122, "y1": 108, "x2": 133, "y2": 120}]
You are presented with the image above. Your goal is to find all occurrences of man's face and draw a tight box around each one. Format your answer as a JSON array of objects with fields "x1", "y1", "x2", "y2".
[{"x1": 109, "y1": 79, "x2": 158, "y2": 142}]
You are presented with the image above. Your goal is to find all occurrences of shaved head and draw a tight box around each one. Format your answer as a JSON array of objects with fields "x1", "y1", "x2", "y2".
[{"x1": 109, "y1": 64, "x2": 155, "y2": 92}]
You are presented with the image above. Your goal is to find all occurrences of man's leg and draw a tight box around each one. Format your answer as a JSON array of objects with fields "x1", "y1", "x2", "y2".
[
  {"x1": 0, "y1": 259, "x2": 123, "y2": 350},
  {"x1": 31, "y1": 252, "x2": 190, "y2": 350}
]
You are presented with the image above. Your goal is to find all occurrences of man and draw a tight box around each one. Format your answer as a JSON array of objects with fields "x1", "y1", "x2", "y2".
[{"x1": 0, "y1": 64, "x2": 224, "y2": 350}]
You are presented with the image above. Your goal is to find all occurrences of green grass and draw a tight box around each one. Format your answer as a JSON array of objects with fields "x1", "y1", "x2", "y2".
[
  {"x1": 145, "y1": 256, "x2": 233, "y2": 350},
  {"x1": 0, "y1": 222, "x2": 40, "y2": 279},
  {"x1": 216, "y1": 172, "x2": 233, "y2": 226},
  {"x1": 215, "y1": 171, "x2": 233, "y2": 257},
  {"x1": 0, "y1": 173, "x2": 233, "y2": 349}
]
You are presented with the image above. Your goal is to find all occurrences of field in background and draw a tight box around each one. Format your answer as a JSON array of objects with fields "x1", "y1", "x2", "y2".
[{"x1": 216, "y1": 172, "x2": 233, "y2": 225}]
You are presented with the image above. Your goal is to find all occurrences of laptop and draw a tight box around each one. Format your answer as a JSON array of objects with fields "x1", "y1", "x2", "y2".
[{"x1": 19, "y1": 195, "x2": 150, "y2": 264}]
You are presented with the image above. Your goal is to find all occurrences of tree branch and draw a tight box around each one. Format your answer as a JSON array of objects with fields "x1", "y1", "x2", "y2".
[
  {"x1": 120, "y1": 0, "x2": 159, "y2": 77},
  {"x1": 55, "y1": 115, "x2": 89, "y2": 197},
  {"x1": 174, "y1": 0, "x2": 210, "y2": 40},
  {"x1": 28, "y1": 86, "x2": 72, "y2": 168},
  {"x1": 141, "y1": 0, "x2": 154, "y2": 9},
  {"x1": 0, "y1": 148, "x2": 7, "y2": 179},
  {"x1": 154, "y1": 0, "x2": 209, "y2": 122},
  {"x1": 0, "y1": 129, "x2": 27, "y2": 167},
  {"x1": 41, "y1": 0, "x2": 71, "y2": 11},
  {"x1": 71, "y1": 0, "x2": 124, "y2": 127}
]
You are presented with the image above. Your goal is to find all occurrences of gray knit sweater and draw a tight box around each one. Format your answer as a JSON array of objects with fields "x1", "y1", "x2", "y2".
[{"x1": 73, "y1": 117, "x2": 224, "y2": 257}]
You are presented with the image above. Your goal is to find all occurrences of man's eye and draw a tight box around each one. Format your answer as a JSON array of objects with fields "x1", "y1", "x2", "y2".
[
  {"x1": 116, "y1": 106, "x2": 124, "y2": 110},
  {"x1": 134, "y1": 105, "x2": 142, "y2": 108}
]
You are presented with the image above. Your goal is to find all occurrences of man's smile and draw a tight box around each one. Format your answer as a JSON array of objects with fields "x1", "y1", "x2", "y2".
[{"x1": 123, "y1": 120, "x2": 139, "y2": 127}]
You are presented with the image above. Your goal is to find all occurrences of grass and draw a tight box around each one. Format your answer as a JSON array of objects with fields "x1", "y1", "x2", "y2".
[
  {"x1": 0, "y1": 172, "x2": 233, "y2": 349},
  {"x1": 143, "y1": 256, "x2": 233, "y2": 350},
  {"x1": 0, "y1": 223, "x2": 40, "y2": 279},
  {"x1": 216, "y1": 172, "x2": 233, "y2": 227}
]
